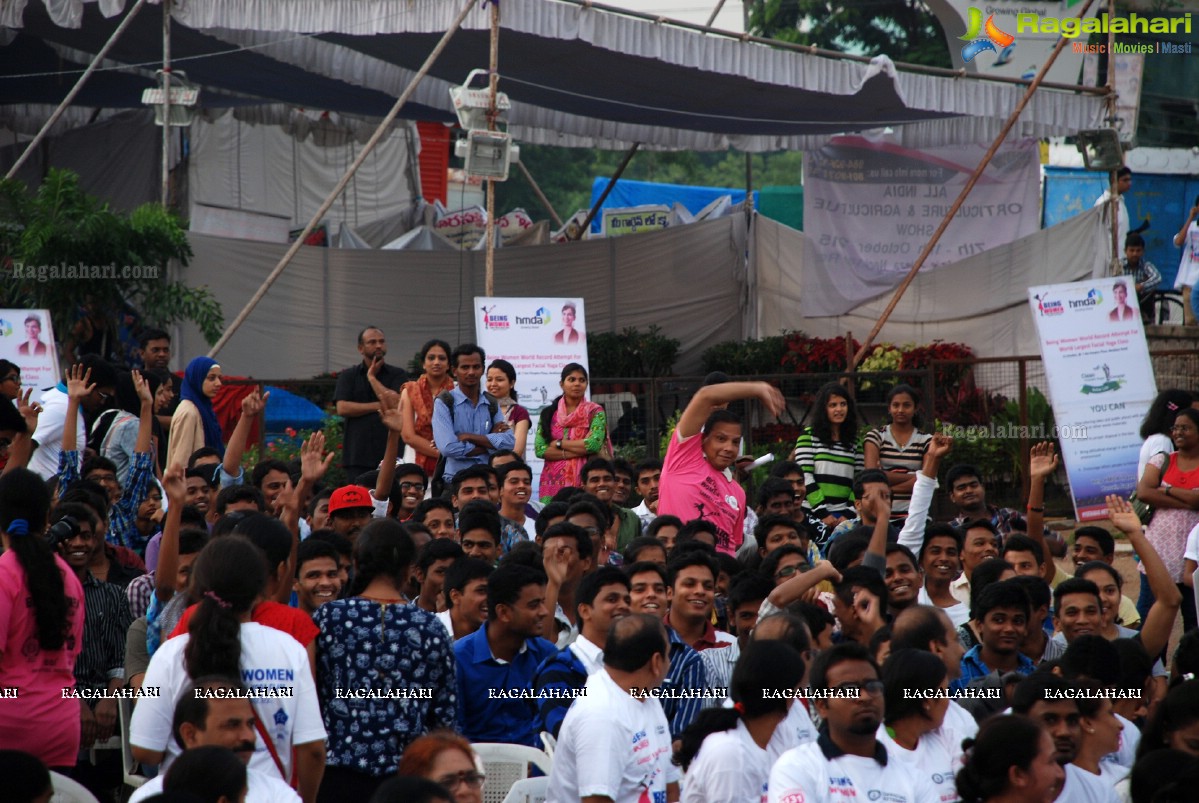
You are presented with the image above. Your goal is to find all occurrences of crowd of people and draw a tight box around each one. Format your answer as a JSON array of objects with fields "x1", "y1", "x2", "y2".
[{"x1": 1, "y1": 324, "x2": 1199, "y2": 803}]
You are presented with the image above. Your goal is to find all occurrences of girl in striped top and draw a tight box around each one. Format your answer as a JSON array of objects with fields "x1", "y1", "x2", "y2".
[
  {"x1": 864, "y1": 384, "x2": 931, "y2": 521},
  {"x1": 793, "y1": 382, "x2": 862, "y2": 526}
]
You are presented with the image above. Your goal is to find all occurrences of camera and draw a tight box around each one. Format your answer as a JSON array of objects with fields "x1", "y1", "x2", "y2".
[{"x1": 45, "y1": 515, "x2": 80, "y2": 548}]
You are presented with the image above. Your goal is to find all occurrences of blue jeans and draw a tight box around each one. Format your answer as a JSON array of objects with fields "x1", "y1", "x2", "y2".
[
  {"x1": 1137, "y1": 572, "x2": 1154, "y2": 625},
  {"x1": 1138, "y1": 572, "x2": 1197, "y2": 634}
]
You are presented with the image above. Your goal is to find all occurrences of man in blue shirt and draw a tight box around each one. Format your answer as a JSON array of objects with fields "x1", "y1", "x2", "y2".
[
  {"x1": 455, "y1": 563, "x2": 558, "y2": 747},
  {"x1": 951, "y1": 578, "x2": 1036, "y2": 693},
  {"x1": 432, "y1": 344, "x2": 514, "y2": 487}
]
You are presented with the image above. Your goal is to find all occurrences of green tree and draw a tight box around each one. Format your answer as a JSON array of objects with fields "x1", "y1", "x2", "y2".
[
  {"x1": 746, "y1": 0, "x2": 952, "y2": 68},
  {"x1": 0, "y1": 168, "x2": 224, "y2": 347}
]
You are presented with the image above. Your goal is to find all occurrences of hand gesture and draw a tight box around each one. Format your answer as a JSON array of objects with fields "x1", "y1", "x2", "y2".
[
  {"x1": 854, "y1": 588, "x2": 885, "y2": 631},
  {"x1": 543, "y1": 542, "x2": 575, "y2": 585},
  {"x1": 865, "y1": 491, "x2": 891, "y2": 523},
  {"x1": 758, "y1": 383, "x2": 786, "y2": 417},
  {"x1": 15, "y1": 387, "x2": 42, "y2": 432},
  {"x1": 367, "y1": 355, "x2": 383, "y2": 379},
  {"x1": 66, "y1": 364, "x2": 95, "y2": 403},
  {"x1": 300, "y1": 431, "x2": 334, "y2": 483},
  {"x1": 241, "y1": 388, "x2": 269, "y2": 418},
  {"x1": 926, "y1": 433, "x2": 953, "y2": 459},
  {"x1": 131, "y1": 370, "x2": 153, "y2": 405},
  {"x1": 1029, "y1": 442, "x2": 1059, "y2": 482},
  {"x1": 814, "y1": 560, "x2": 842, "y2": 585},
  {"x1": 381, "y1": 404, "x2": 406, "y2": 433},
  {"x1": 1191, "y1": 205, "x2": 1199, "y2": 220},
  {"x1": 161, "y1": 464, "x2": 186, "y2": 505},
  {"x1": 1105, "y1": 494, "x2": 1142, "y2": 534}
]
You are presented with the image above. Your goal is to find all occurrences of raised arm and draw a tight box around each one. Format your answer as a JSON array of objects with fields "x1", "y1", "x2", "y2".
[
  {"x1": 62, "y1": 364, "x2": 94, "y2": 455},
  {"x1": 1106, "y1": 494, "x2": 1182, "y2": 658},
  {"x1": 377, "y1": 398, "x2": 404, "y2": 506},
  {"x1": 1025, "y1": 442, "x2": 1059, "y2": 586},
  {"x1": 1174, "y1": 205, "x2": 1198, "y2": 248},
  {"x1": 766, "y1": 560, "x2": 841, "y2": 609},
  {"x1": 223, "y1": 389, "x2": 268, "y2": 482},
  {"x1": 154, "y1": 465, "x2": 186, "y2": 603},
  {"x1": 3, "y1": 389, "x2": 42, "y2": 475},
  {"x1": 896, "y1": 433, "x2": 950, "y2": 553},
  {"x1": 675, "y1": 381, "x2": 784, "y2": 441}
]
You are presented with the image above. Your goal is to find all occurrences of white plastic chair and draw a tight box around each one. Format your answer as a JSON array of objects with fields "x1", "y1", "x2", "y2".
[
  {"x1": 472, "y1": 743, "x2": 553, "y2": 803},
  {"x1": 49, "y1": 771, "x2": 101, "y2": 803},
  {"x1": 86, "y1": 696, "x2": 148, "y2": 789},
  {"x1": 539, "y1": 731, "x2": 556, "y2": 761},
  {"x1": 501, "y1": 776, "x2": 550, "y2": 803}
]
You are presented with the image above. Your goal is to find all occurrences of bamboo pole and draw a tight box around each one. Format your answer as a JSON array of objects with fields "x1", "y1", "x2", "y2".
[
  {"x1": 851, "y1": 0, "x2": 1098, "y2": 368},
  {"x1": 573, "y1": 143, "x2": 640, "y2": 240},
  {"x1": 208, "y1": 0, "x2": 479, "y2": 357},
  {"x1": 484, "y1": 0, "x2": 500, "y2": 297},
  {"x1": 517, "y1": 161, "x2": 564, "y2": 228},
  {"x1": 161, "y1": 0, "x2": 171, "y2": 208},
  {"x1": 5, "y1": 0, "x2": 151, "y2": 179}
]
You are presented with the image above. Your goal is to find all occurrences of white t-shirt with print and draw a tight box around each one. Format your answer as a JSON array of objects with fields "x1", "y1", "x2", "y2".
[
  {"x1": 765, "y1": 700, "x2": 818, "y2": 765},
  {"x1": 546, "y1": 669, "x2": 679, "y2": 803},
  {"x1": 129, "y1": 622, "x2": 326, "y2": 783},
  {"x1": 1057, "y1": 763, "x2": 1119, "y2": 803},
  {"x1": 683, "y1": 719, "x2": 769, "y2": 803},
  {"x1": 767, "y1": 740, "x2": 936, "y2": 803},
  {"x1": 877, "y1": 726, "x2": 960, "y2": 803},
  {"x1": 130, "y1": 765, "x2": 300, "y2": 803}
]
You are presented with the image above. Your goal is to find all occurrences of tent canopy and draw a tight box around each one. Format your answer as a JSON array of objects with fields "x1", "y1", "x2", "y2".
[{"x1": 2, "y1": 0, "x2": 1104, "y2": 151}]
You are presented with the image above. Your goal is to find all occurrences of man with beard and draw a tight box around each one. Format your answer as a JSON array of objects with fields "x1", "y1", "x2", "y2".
[
  {"x1": 1011, "y1": 673, "x2": 1115, "y2": 803},
  {"x1": 129, "y1": 677, "x2": 299, "y2": 802},
  {"x1": 454, "y1": 564, "x2": 557, "y2": 747},
  {"x1": 533, "y1": 567, "x2": 632, "y2": 737},
  {"x1": 950, "y1": 579, "x2": 1036, "y2": 693},
  {"x1": 335, "y1": 326, "x2": 408, "y2": 479},
  {"x1": 768, "y1": 642, "x2": 935, "y2": 803}
]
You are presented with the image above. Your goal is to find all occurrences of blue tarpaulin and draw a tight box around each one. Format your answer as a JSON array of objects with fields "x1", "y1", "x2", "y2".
[
  {"x1": 1043, "y1": 167, "x2": 1199, "y2": 288},
  {"x1": 264, "y1": 386, "x2": 326, "y2": 434},
  {"x1": 589, "y1": 178, "x2": 758, "y2": 233}
]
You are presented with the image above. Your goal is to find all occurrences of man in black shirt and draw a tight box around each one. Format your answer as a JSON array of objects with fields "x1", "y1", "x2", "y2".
[{"x1": 334, "y1": 326, "x2": 408, "y2": 479}]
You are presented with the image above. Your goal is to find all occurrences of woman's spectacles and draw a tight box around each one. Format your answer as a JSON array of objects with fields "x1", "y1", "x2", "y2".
[{"x1": 434, "y1": 771, "x2": 486, "y2": 790}]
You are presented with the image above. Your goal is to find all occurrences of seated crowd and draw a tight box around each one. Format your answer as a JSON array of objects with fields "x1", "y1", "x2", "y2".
[{"x1": 2, "y1": 330, "x2": 1199, "y2": 803}]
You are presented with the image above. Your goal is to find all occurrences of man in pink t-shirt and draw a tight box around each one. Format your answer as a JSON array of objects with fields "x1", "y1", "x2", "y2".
[{"x1": 658, "y1": 381, "x2": 785, "y2": 555}]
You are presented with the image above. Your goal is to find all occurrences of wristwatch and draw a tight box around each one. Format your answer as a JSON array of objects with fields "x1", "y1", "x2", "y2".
[{"x1": 556, "y1": 439, "x2": 563, "y2": 450}]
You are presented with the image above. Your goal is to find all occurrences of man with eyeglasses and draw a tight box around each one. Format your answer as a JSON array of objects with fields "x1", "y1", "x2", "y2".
[
  {"x1": 768, "y1": 642, "x2": 936, "y2": 803},
  {"x1": 29, "y1": 355, "x2": 118, "y2": 480}
]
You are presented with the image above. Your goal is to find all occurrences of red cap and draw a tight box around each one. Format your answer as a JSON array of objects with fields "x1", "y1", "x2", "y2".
[{"x1": 328, "y1": 485, "x2": 373, "y2": 514}]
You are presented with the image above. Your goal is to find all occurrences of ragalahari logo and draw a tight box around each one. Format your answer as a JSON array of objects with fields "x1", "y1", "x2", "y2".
[{"x1": 960, "y1": 7, "x2": 1016, "y2": 64}]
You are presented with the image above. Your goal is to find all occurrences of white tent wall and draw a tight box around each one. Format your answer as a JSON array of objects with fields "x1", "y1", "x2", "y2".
[
  {"x1": 188, "y1": 111, "x2": 420, "y2": 230},
  {"x1": 753, "y1": 208, "x2": 1108, "y2": 394},
  {"x1": 175, "y1": 212, "x2": 747, "y2": 378}
]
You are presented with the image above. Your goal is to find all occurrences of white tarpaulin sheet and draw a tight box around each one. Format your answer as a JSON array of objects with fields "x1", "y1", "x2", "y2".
[
  {"x1": 802, "y1": 136, "x2": 1041, "y2": 316},
  {"x1": 754, "y1": 207, "x2": 1109, "y2": 366}
]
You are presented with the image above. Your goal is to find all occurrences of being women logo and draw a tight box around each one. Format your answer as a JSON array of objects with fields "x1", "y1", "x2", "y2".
[{"x1": 960, "y1": 8, "x2": 1015, "y2": 64}]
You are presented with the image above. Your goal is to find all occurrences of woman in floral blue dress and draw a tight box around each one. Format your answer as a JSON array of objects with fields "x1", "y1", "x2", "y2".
[{"x1": 315, "y1": 518, "x2": 458, "y2": 802}]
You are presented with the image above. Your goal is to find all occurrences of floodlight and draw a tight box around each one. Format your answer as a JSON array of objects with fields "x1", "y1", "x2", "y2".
[
  {"x1": 142, "y1": 70, "x2": 200, "y2": 127},
  {"x1": 455, "y1": 130, "x2": 519, "y2": 181},
  {"x1": 449, "y1": 69, "x2": 510, "y2": 131},
  {"x1": 1075, "y1": 129, "x2": 1124, "y2": 171}
]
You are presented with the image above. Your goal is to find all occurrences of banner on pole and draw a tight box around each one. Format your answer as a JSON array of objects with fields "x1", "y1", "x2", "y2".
[
  {"x1": 0, "y1": 309, "x2": 61, "y2": 394},
  {"x1": 474, "y1": 298, "x2": 591, "y2": 490},
  {"x1": 1028, "y1": 278, "x2": 1157, "y2": 521},
  {"x1": 802, "y1": 137, "x2": 1040, "y2": 316}
]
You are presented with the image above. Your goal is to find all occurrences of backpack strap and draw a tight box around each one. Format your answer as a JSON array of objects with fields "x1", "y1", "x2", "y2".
[
  {"x1": 436, "y1": 390, "x2": 457, "y2": 425},
  {"x1": 481, "y1": 392, "x2": 499, "y2": 420}
]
